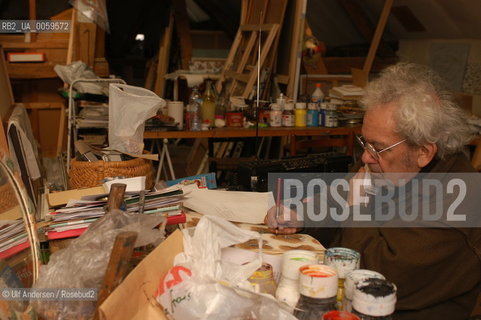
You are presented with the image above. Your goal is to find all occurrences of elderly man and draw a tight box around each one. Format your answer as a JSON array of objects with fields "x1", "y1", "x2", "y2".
[{"x1": 266, "y1": 63, "x2": 481, "y2": 319}]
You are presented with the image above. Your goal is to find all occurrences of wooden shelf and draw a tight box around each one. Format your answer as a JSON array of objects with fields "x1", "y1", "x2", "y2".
[{"x1": 144, "y1": 126, "x2": 359, "y2": 139}]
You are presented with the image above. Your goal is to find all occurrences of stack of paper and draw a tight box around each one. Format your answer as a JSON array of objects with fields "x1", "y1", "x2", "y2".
[
  {"x1": 329, "y1": 85, "x2": 365, "y2": 100},
  {"x1": 0, "y1": 220, "x2": 30, "y2": 259},
  {"x1": 46, "y1": 189, "x2": 186, "y2": 240}
]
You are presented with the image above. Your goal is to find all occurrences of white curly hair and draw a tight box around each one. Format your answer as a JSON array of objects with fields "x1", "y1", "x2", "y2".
[{"x1": 361, "y1": 62, "x2": 475, "y2": 159}]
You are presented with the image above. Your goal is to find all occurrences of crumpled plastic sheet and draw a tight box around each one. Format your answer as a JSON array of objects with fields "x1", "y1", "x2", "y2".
[
  {"x1": 54, "y1": 61, "x2": 108, "y2": 95},
  {"x1": 31, "y1": 209, "x2": 165, "y2": 320}
]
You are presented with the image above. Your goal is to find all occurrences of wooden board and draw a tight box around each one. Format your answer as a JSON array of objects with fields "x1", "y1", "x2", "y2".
[
  {"x1": 154, "y1": 11, "x2": 174, "y2": 97},
  {"x1": 0, "y1": 47, "x2": 14, "y2": 121}
]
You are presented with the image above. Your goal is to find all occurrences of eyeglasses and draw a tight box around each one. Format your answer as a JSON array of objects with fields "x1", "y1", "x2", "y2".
[{"x1": 356, "y1": 135, "x2": 407, "y2": 160}]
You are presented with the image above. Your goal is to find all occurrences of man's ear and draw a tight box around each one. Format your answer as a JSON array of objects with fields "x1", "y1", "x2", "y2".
[{"x1": 417, "y1": 143, "x2": 437, "y2": 168}]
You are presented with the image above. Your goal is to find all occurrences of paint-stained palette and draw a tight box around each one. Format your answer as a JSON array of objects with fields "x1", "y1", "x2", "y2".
[{"x1": 184, "y1": 211, "x2": 325, "y2": 259}]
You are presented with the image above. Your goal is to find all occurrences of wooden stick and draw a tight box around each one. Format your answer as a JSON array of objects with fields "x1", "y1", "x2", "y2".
[
  {"x1": 363, "y1": 0, "x2": 393, "y2": 74},
  {"x1": 94, "y1": 231, "x2": 138, "y2": 320},
  {"x1": 106, "y1": 183, "x2": 126, "y2": 212}
]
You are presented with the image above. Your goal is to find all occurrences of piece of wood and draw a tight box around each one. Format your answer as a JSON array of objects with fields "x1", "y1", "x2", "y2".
[
  {"x1": 76, "y1": 22, "x2": 97, "y2": 68},
  {"x1": 28, "y1": 0, "x2": 37, "y2": 42},
  {"x1": 94, "y1": 231, "x2": 138, "y2": 320},
  {"x1": 351, "y1": 0, "x2": 393, "y2": 87},
  {"x1": 286, "y1": 0, "x2": 307, "y2": 99},
  {"x1": 154, "y1": 11, "x2": 174, "y2": 97},
  {"x1": 173, "y1": 0, "x2": 192, "y2": 70},
  {"x1": 106, "y1": 183, "x2": 126, "y2": 211},
  {"x1": 0, "y1": 48, "x2": 14, "y2": 122}
]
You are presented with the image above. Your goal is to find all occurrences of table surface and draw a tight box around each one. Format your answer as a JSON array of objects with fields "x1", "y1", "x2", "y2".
[{"x1": 144, "y1": 126, "x2": 361, "y2": 139}]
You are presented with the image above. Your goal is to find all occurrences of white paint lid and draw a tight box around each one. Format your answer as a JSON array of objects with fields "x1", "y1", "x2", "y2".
[
  {"x1": 299, "y1": 264, "x2": 338, "y2": 299},
  {"x1": 281, "y1": 250, "x2": 318, "y2": 280},
  {"x1": 344, "y1": 269, "x2": 385, "y2": 299},
  {"x1": 352, "y1": 278, "x2": 397, "y2": 316}
]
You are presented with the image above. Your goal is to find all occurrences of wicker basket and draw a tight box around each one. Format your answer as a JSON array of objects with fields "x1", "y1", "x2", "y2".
[{"x1": 69, "y1": 157, "x2": 154, "y2": 189}]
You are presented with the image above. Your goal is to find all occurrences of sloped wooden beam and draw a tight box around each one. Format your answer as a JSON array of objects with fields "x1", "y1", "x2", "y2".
[
  {"x1": 173, "y1": 0, "x2": 192, "y2": 69},
  {"x1": 340, "y1": 0, "x2": 395, "y2": 57}
]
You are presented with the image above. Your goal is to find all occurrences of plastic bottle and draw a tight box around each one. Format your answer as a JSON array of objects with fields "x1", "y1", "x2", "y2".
[
  {"x1": 294, "y1": 264, "x2": 338, "y2": 320},
  {"x1": 295, "y1": 102, "x2": 307, "y2": 127},
  {"x1": 187, "y1": 86, "x2": 201, "y2": 131},
  {"x1": 277, "y1": 92, "x2": 286, "y2": 110},
  {"x1": 201, "y1": 79, "x2": 216, "y2": 127},
  {"x1": 307, "y1": 103, "x2": 319, "y2": 127},
  {"x1": 312, "y1": 83, "x2": 325, "y2": 104},
  {"x1": 269, "y1": 103, "x2": 282, "y2": 127}
]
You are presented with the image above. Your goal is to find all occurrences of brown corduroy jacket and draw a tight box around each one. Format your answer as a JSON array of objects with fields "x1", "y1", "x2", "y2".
[{"x1": 311, "y1": 153, "x2": 481, "y2": 319}]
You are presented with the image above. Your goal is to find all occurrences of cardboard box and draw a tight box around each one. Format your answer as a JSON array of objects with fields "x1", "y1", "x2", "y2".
[{"x1": 99, "y1": 230, "x2": 184, "y2": 320}]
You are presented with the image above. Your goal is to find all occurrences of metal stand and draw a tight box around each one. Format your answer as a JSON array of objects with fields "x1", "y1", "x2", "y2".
[
  {"x1": 66, "y1": 78, "x2": 126, "y2": 172},
  {"x1": 155, "y1": 138, "x2": 176, "y2": 185}
]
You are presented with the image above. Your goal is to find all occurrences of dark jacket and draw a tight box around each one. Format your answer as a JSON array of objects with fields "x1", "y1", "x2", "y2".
[{"x1": 310, "y1": 153, "x2": 481, "y2": 319}]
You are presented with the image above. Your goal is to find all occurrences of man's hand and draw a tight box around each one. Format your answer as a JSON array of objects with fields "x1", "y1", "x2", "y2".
[
  {"x1": 348, "y1": 165, "x2": 371, "y2": 207},
  {"x1": 264, "y1": 204, "x2": 303, "y2": 235}
]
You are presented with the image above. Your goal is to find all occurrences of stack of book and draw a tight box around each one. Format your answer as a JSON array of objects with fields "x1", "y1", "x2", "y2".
[
  {"x1": 0, "y1": 220, "x2": 30, "y2": 259},
  {"x1": 46, "y1": 189, "x2": 186, "y2": 240}
]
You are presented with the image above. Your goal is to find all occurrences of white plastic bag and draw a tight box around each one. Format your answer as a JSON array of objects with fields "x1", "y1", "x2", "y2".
[
  {"x1": 156, "y1": 215, "x2": 297, "y2": 320},
  {"x1": 109, "y1": 84, "x2": 165, "y2": 154}
]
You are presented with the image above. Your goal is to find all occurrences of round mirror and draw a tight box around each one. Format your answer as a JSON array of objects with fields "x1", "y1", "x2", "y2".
[{"x1": 0, "y1": 158, "x2": 39, "y2": 316}]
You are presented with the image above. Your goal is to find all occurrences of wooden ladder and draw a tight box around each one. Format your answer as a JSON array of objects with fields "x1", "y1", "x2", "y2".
[{"x1": 216, "y1": 23, "x2": 280, "y2": 99}]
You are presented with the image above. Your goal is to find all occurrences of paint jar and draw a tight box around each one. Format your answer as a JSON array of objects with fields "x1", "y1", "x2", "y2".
[
  {"x1": 275, "y1": 250, "x2": 318, "y2": 309},
  {"x1": 319, "y1": 102, "x2": 328, "y2": 126},
  {"x1": 307, "y1": 103, "x2": 319, "y2": 127},
  {"x1": 269, "y1": 103, "x2": 282, "y2": 127},
  {"x1": 343, "y1": 270, "x2": 386, "y2": 312},
  {"x1": 295, "y1": 102, "x2": 307, "y2": 127},
  {"x1": 294, "y1": 264, "x2": 338, "y2": 320},
  {"x1": 324, "y1": 247, "x2": 361, "y2": 310},
  {"x1": 325, "y1": 104, "x2": 339, "y2": 128},
  {"x1": 322, "y1": 310, "x2": 361, "y2": 320},
  {"x1": 248, "y1": 263, "x2": 277, "y2": 296},
  {"x1": 352, "y1": 278, "x2": 397, "y2": 319},
  {"x1": 282, "y1": 101, "x2": 295, "y2": 127},
  {"x1": 226, "y1": 112, "x2": 243, "y2": 127}
]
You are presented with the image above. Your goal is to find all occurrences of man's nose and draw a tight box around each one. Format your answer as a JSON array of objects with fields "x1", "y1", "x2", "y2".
[{"x1": 361, "y1": 149, "x2": 378, "y2": 164}]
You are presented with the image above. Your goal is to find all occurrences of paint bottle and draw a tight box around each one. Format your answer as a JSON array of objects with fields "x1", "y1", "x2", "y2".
[
  {"x1": 324, "y1": 247, "x2": 361, "y2": 310},
  {"x1": 325, "y1": 103, "x2": 339, "y2": 128},
  {"x1": 201, "y1": 79, "x2": 216, "y2": 127},
  {"x1": 294, "y1": 264, "x2": 338, "y2": 320},
  {"x1": 269, "y1": 103, "x2": 282, "y2": 127},
  {"x1": 248, "y1": 263, "x2": 277, "y2": 296},
  {"x1": 351, "y1": 278, "x2": 397, "y2": 320},
  {"x1": 295, "y1": 102, "x2": 307, "y2": 127},
  {"x1": 311, "y1": 83, "x2": 324, "y2": 104},
  {"x1": 275, "y1": 250, "x2": 318, "y2": 310},
  {"x1": 282, "y1": 101, "x2": 295, "y2": 127},
  {"x1": 319, "y1": 102, "x2": 328, "y2": 126},
  {"x1": 322, "y1": 310, "x2": 361, "y2": 320},
  {"x1": 343, "y1": 270, "x2": 386, "y2": 312},
  {"x1": 307, "y1": 103, "x2": 319, "y2": 127}
]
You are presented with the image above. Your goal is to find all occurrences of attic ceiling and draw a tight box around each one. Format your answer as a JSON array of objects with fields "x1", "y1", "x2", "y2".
[{"x1": 306, "y1": 0, "x2": 481, "y2": 49}]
